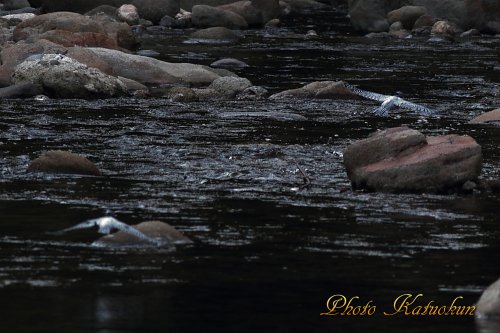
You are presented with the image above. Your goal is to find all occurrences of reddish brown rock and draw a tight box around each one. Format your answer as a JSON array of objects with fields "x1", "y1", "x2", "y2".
[
  {"x1": 469, "y1": 108, "x2": 500, "y2": 124},
  {"x1": 269, "y1": 81, "x2": 357, "y2": 100},
  {"x1": 93, "y1": 221, "x2": 193, "y2": 248},
  {"x1": 13, "y1": 12, "x2": 135, "y2": 50},
  {"x1": 28, "y1": 150, "x2": 101, "y2": 176},
  {"x1": 344, "y1": 127, "x2": 482, "y2": 193}
]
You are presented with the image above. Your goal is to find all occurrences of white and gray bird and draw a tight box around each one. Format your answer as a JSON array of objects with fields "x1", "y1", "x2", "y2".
[
  {"x1": 51, "y1": 216, "x2": 162, "y2": 246},
  {"x1": 344, "y1": 83, "x2": 434, "y2": 117}
]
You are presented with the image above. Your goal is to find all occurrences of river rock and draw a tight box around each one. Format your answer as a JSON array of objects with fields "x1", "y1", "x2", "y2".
[
  {"x1": 189, "y1": 26, "x2": 240, "y2": 42},
  {"x1": 269, "y1": 81, "x2": 356, "y2": 100},
  {"x1": 191, "y1": 4, "x2": 248, "y2": 28},
  {"x1": 469, "y1": 108, "x2": 500, "y2": 124},
  {"x1": 348, "y1": 0, "x2": 389, "y2": 32},
  {"x1": 412, "y1": 14, "x2": 435, "y2": 30},
  {"x1": 431, "y1": 20, "x2": 458, "y2": 38},
  {"x1": 210, "y1": 57, "x2": 249, "y2": 69},
  {"x1": 208, "y1": 76, "x2": 252, "y2": 98},
  {"x1": 343, "y1": 127, "x2": 482, "y2": 193},
  {"x1": 117, "y1": 4, "x2": 139, "y2": 25},
  {"x1": 3, "y1": 0, "x2": 31, "y2": 10},
  {"x1": 28, "y1": 150, "x2": 101, "y2": 176},
  {"x1": 13, "y1": 12, "x2": 135, "y2": 50},
  {"x1": 476, "y1": 277, "x2": 500, "y2": 319},
  {"x1": 219, "y1": 0, "x2": 280, "y2": 26},
  {"x1": 282, "y1": 0, "x2": 329, "y2": 13},
  {"x1": 84, "y1": 47, "x2": 231, "y2": 86},
  {"x1": 0, "y1": 82, "x2": 42, "y2": 98},
  {"x1": 92, "y1": 221, "x2": 193, "y2": 248},
  {"x1": 12, "y1": 53, "x2": 128, "y2": 98},
  {"x1": 387, "y1": 5, "x2": 427, "y2": 30}
]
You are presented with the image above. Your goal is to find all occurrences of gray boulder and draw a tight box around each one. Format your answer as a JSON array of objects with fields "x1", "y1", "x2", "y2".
[
  {"x1": 208, "y1": 76, "x2": 252, "y2": 98},
  {"x1": 343, "y1": 127, "x2": 482, "y2": 193},
  {"x1": 476, "y1": 278, "x2": 500, "y2": 319},
  {"x1": 12, "y1": 53, "x2": 128, "y2": 98},
  {"x1": 28, "y1": 150, "x2": 101, "y2": 176},
  {"x1": 191, "y1": 4, "x2": 248, "y2": 28},
  {"x1": 469, "y1": 108, "x2": 500, "y2": 124},
  {"x1": 85, "y1": 47, "x2": 231, "y2": 86},
  {"x1": 387, "y1": 5, "x2": 427, "y2": 30},
  {"x1": 92, "y1": 221, "x2": 193, "y2": 248}
]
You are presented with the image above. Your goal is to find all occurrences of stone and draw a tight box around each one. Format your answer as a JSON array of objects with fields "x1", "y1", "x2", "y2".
[
  {"x1": 117, "y1": 4, "x2": 139, "y2": 25},
  {"x1": 210, "y1": 57, "x2": 249, "y2": 69},
  {"x1": 27, "y1": 150, "x2": 101, "y2": 176},
  {"x1": 469, "y1": 108, "x2": 500, "y2": 124},
  {"x1": 460, "y1": 28, "x2": 481, "y2": 37},
  {"x1": 387, "y1": 6, "x2": 427, "y2": 30},
  {"x1": 348, "y1": 0, "x2": 389, "y2": 32},
  {"x1": 343, "y1": 127, "x2": 483, "y2": 193},
  {"x1": 0, "y1": 82, "x2": 42, "y2": 98},
  {"x1": 191, "y1": 4, "x2": 248, "y2": 28},
  {"x1": 3, "y1": 0, "x2": 31, "y2": 11},
  {"x1": 219, "y1": 0, "x2": 281, "y2": 26},
  {"x1": 189, "y1": 26, "x2": 240, "y2": 41},
  {"x1": 12, "y1": 53, "x2": 128, "y2": 98},
  {"x1": 431, "y1": 20, "x2": 458, "y2": 37},
  {"x1": 85, "y1": 47, "x2": 231, "y2": 86},
  {"x1": 92, "y1": 221, "x2": 193, "y2": 248},
  {"x1": 13, "y1": 12, "x2": 135, "y2": 50},
  {"x1": 236, "y1": 85, "x2": 268, "y2": 100},
  {"x1": 476, "y1": 278, "x2": 500, "y2": 319},
  {"x1": 208, "y1": 76, "x2": 252, "y2": 98},
  {"x1": 281, "y1": 0, "x2": 329, "y2": 13},
  {"x1": 269, "y1": 81, "x2": 356, "y2": 100},
  {"x1": 84, "y1": 5, "x2": 119, "y2": 20},
  {"x1": 412, "y1": 14, "x2": 435, "y2": 30}
]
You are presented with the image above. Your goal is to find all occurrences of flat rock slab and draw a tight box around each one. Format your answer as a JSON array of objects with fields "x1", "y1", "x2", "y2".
[
  {"x1": 344, "y1": 127, "x2": 482, "y2": 193},
  {"x1": 93, "y1": 221, "x2": 193, "y2": 248}
]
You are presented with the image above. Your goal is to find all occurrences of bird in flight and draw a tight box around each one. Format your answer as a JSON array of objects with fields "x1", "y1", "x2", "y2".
[
  {"x1": 50, "y1": 216, "x2": 163, "y2": 246},
  {"x1": 344, "y1": 83, "x2": 434, "y2": 116}
]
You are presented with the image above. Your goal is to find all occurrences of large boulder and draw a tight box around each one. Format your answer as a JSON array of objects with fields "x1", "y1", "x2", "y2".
[
  {"x1": 84, "y1": 47, "x2": 235, "y2": 86},
  {"x1": 92, "y1": 221, "x2": 193, "y2": 248},
  {"x1": 12, "y1": 53, "x2": 128, "y2": 98},
  {"x1": 343, "y1": 127, "x2": 482, "y2": 193},
  {"x1": 219, "y1": 0, "x2": 280, "y2": 26},
  {"x1": 469, "y1": 108, "x2": 500, "y2": 124},
  {"x1": 208, "y1": 76, "x2": 252, "y2": 98},
  {"x1": 27, "y1": 0, "x2": 180, "y2": 24},
  {"x1": 191, "y1": 4, "x2": 248, "y2": 28},
  {"x1": 387, "y1": 5, "x2": 427, "y2": 30},
  {"x1": 13, "y1": 12, "x2": 135, "y2": 50},
  {"x1": 27, "y1": 150, "x2": 101, "y2": 176}
]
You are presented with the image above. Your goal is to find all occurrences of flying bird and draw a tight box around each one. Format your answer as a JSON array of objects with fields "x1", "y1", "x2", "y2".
[
  {"x1": 344, "y1": 83, "x2": 434, "y2": 116},
  {"x1": 51, "y1": 216, "x2": 162, "y2": 246}
]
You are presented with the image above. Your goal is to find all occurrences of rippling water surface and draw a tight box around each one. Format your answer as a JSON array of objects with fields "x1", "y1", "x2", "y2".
[{"x1": 0, "y1": 7, "x2": 499, "y2": 333}]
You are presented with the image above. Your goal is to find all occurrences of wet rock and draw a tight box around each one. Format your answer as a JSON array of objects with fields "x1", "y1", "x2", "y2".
[
  {"x1": 161, "y1": 86, "x2": 198, "y2": 102},
  {"x1": 219, "y1": 0, "x2": 281, "y2": 27},
  {"x1": 210, "y1": 57, "x2": 249, "y2": 69},
  {"x1": 192, "y1": 87, "x2": 221, "y2": 100},
  {"x1": 85, "y1": 47, "x2": 231, "y2": 86},
  {"x1": 84, "y1": 5, "x2": 119, "y2": 20},
  {"x1": 412, "y1": 14, "x2": 435, "y2": 30},
  {"x1": 28, "y1": 150, "x2": 101, "y2": 176},
  {"x1": 460, "y1": 28, "x2": 481, "y2": 37},
  {"x1": 136, "y1": 49, "x2": 160, "y2": 58},
  {"x1": 265, "y1": 18, "x2": 280, "y2": 27},
  {"x1": 3, "y1": 0, "x2": 31, "y2": 11},
  {"x1": 189, "y1": 26, "x2": 240, "y2": 42},
  {"x1": 389, "y1": 21, "x2": 410, "y2": 38},
  {"x1": 12, "y1": 53, "x2": 127, "y2": 98},
  {"x1": 431, "y1": 20, "x2": 458, "y2": 38},
  {"x1": 269, "y1": 81, "x2": 356, "y2": 100},
  {"x1": 348, "y1": 0, "x2": 389, "y2": 32},
  {"x1": 0, "y1": 82, "x2": 42, "y2": 98},
  {"x1": 387, "y1": 6, "x2": 427, "y2": 30},
  {"x1": 476, "y1": 278, "x2": 500, "y2": 319},
  {"x1": 208, "y1": 76, "x2": 252, "y2": 98},
  {"x1": 236, "y1": 85, "x2": 268, "y2": 100},
  {"x1": 117, "y1": 76, "x2": 149, "y2": 96},
  {"x1": 344, "y1": 127, "x2": 482, "y2": 193},
  {"x1": 13, "y1": 12, "x2": 135, "y2": 50},
  {"x1": 469, "y1": 108, "x2": 500, "y2": 124},
  {"x1": 118, "y1": 4, "x2": 139, "y2": 25},
  {"x1": 92, "y1": 221, "x2": 193, "y2": 248},
  {"x1": 0, "y1": 39, "x2": 67, "y2": 86},
  {"x1": 191, "y1": 4, "x2": 248, "y2": 28},
  {"x1": 282, "y1": 0, "x2": 329, "y2": 13},
  {"x1": 1, "y1": 13, "x2": 36, "y2": 22}
]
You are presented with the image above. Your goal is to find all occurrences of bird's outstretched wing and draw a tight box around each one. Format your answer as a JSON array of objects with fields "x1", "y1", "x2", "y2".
[
  {"x1": 48, "y1": 220, "x2": 97, "y2": 235},
  {"x1": 343, "y1": 83, "x2": 390, "y2": 102},
  {"x1": 393, "y1": 98, "x2": 434, "y2": 115}
]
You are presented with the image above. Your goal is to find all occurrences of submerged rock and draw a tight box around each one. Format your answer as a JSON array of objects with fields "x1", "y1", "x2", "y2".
[
  {"x1": 189, "y1": 26, "x2": 240, "y2": 42},
  {"x1": 28, "y1": 150, "x2": 101, "y2": 176},
  {"x1": 12, "y1": 53, "x2": 127, "y2": 98},
  {"x1": 210, "y1": 57, "x2": 249, "y2": 69},
  {"x1": 343, "y1": 127, "x2": 482, "y2": 193},
  {"x1": 92, "y1": 221, "x2": 193, "y2": 248}
]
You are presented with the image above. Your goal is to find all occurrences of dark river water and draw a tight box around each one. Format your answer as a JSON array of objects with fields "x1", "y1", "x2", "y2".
[{"x1": 1, "y1": 7, "x2": 499, "y2": 333}]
